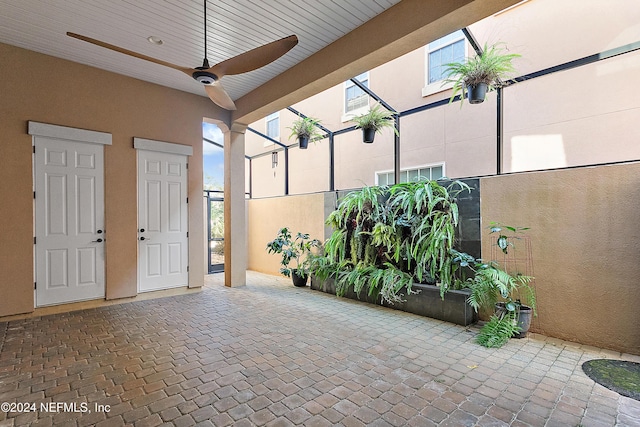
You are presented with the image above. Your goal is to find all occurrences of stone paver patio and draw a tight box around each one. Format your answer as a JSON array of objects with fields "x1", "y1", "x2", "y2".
[{"x1": 1, "y1": 271, "x2": 639, "y2": 426}]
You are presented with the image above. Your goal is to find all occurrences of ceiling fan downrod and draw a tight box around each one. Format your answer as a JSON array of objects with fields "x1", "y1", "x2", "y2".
[{"x1": 193, "y1": 0, "x2": 217, "y2": 84}]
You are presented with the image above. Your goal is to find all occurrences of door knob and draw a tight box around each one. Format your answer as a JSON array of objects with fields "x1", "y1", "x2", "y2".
[
  {"x1": 97, "y1": 229, "x2": 103, "y2": 234},
  {"x1": 139, "y1": 228, "x2": 145, "y2": 233},
  {"x1": 92, "y1": 238, "x2": 103, "y2": 243},
  {"x1": 139, "y1": 236, "x2": 148, "y2": 241}
]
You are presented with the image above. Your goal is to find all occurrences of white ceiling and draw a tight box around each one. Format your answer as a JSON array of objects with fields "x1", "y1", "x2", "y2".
[{"x1": 0, "y1": 0, "x2": 401, "y2": 102}]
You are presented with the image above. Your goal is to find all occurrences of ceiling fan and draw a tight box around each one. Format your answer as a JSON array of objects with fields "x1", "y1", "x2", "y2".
[{"x1": 67, "y1": 1, "x2": 298, "y2": 110}]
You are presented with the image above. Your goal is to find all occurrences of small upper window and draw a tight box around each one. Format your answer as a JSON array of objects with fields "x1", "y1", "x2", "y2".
[
  {"x1": 266, "y1": 112, "x2": 279, "y2": 139},
  {"x1": 345, "y1": 72, "x2": 369, "y2": 114},
  {"x1": 423, "y1": 31, "x2": 466, "y2": 97},
  {"x1": 264, "y1": 112, "x2": 279, "y2": 146}
]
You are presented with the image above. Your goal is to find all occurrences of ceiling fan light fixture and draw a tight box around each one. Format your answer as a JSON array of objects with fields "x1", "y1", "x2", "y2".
[
  {"x1": 146, "y1": 36, "x2": 164, "y2": 45},
  {"x1": 192, "y1": 70, "x2": 218, "y2": 85}
]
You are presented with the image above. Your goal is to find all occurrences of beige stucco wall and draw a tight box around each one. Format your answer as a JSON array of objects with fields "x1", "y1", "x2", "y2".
[
  {"x1": 0, "y1": 42, "x2": 225, "y2": 317},
  {"x1": 247, "y1": 193, "x2": 328, "y2": 276},
  {"x1": 246, "y1": 0, "x2": 640, "y2": 198},
  {"x1": 480, "y1": 162, "x2": 640, "y2": 355}
]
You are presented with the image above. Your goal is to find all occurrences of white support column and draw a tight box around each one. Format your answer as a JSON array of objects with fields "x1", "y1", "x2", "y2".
[{"x1": 224, "y1": 123, "x2": 247, "y2": 287}]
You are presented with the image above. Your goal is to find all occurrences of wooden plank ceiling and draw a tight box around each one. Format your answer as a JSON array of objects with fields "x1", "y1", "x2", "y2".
[{"x1": 0, "y1": 0, "x2": 400, "y2": 102}]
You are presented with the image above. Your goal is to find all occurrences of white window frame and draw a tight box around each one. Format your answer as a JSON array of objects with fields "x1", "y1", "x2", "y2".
[
  {"x1": 375, "y1": 163, "x2": 446, "y2": 186},
  {"x1": 264, "y1": 112, "x2": 280, "y2": 147},
  {"x1": 422, "y1": 31, "x2": 467, "y2": 97},
  {"x1": 342, "y1": 72, "x2": 370, "y2": 122}
]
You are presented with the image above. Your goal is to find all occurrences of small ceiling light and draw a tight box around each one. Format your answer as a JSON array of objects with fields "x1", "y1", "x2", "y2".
[{"x1": 147, "y1": 36, "x2": 164, "y2": 46}]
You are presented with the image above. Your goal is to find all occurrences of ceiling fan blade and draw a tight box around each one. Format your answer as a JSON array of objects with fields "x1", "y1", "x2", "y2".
[
  {"x1": 66, "y1": 32, "x2": 192, "y2": 75},
  {"x1": 204, "y1": 83, "x2": 236, "y2": 110},
  {"x1": 210, "y1": 35, "x2": 298, "y2": 78}
]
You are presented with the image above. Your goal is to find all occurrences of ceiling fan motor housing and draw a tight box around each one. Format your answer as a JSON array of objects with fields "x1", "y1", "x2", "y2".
[{"x1": 193, "y1": 70, "x2": 218, "y2": 85}]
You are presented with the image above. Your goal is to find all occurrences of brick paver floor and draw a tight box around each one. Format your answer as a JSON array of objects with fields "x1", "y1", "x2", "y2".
[{"x1": 1, "y1": 271, "x2": 639, "y2": 426}]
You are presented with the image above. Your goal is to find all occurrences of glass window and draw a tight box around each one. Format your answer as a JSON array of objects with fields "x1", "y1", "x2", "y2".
[
  {"x1": 377, "y1": 164, "x2": 445, "y2": 186},
  {"x1": 427, "y1": 31, "x2": 465, "y2": 84},
  {"x1": 345, "y1": 72, "x2": 369, "y2": 113},
  {"x1": 266, "y1": 112, "x2": 279, "y2": 140}
]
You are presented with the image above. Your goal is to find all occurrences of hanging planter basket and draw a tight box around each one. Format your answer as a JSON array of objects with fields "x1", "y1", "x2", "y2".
[
  {"x1": 298, "y1": 135, "x2": 309, "y2": 149},
  {"x1": 362, "y1": 128, "x2": 376, "y2": 144},
  {"x1": 467, "y1": 82, "x2": 488, "y2": 104}
]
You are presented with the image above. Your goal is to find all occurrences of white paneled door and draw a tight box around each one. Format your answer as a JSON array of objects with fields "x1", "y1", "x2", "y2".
[
  {"x1": 34, "y1": 137, "x2": 106, "y2": 306},
  {"x1": 137, "y1": 150, "x2": 188, "y2": 292}
]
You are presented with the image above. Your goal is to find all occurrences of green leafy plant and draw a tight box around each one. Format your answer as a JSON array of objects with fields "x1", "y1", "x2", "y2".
[
  {"x1": 475, "y1": 313, "x2": 521, "y2": 348},
  {"x1": 489, "y1": 222, "x2": 529, "y2": 254},
  {"x1": 266, "y1": 227, "x2": 321, "y2": 278},
  {"x1": 288, "y1": 115, "x2": 324, "y2": 141},
  {"x1": 310, "y1": 179, "x2": 471, "y2": 304},
  {"x1": 453, "y1": 224, "x2": 536, "y2": 348},
  {"x1": 351, "y1": 103, "x2": 398, "y2": 136},
  {"x1": 443, "y1": 42, "x2": 520, "y2": 105}
]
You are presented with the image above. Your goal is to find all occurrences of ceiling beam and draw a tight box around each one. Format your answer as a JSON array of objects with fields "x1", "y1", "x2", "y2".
[{"x1": 231, "y1": 0, "x2": 522, "y2": 125}]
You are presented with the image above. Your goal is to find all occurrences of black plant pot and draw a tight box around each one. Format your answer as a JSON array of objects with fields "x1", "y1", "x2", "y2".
[
  {"x1": 496, "y1": 302, "x2": 533, "y2": 338},
  {"x1": 298, "y1": 135, "x2": 309, "y2": 149},
  {"x1": 291, "y1": 271, "x2": 308, "y2": 287},
  {"x1": 362, "y1": 128, "x2": 376, "y2": 144},
  {"x1": 467, "y1": 82, "x2": 488, "y2": 104}
]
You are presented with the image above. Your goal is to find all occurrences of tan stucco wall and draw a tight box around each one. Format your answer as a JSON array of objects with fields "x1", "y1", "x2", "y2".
[
  {"x1": 245, "y1": 0, "x2": 640, "y2": 198},
  {"x1": 480, "y1": 163, "x2": 640, "y2": 355},
  {"x1": 247, "y1": 193, "x2": 328, "y2": 276},
  {"x1": 0, "y1": 42, "x2": 226, "y2": 316}
]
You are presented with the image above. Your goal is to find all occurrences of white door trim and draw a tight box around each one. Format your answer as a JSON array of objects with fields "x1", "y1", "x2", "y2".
[
  {"x1": 29, "y1": 121, "x2": 112, "y2": 146},
  {"x1": 133, "y1": 137, "x2": 193, "y2": 156}
]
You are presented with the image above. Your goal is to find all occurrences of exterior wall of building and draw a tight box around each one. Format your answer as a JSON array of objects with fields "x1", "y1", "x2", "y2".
[
  {"x1": 0, "y1": 42, "x2": 223, "y2": 317},
  {"x1": 246, "y1": 0, "x2": 640, "y2": 198}
]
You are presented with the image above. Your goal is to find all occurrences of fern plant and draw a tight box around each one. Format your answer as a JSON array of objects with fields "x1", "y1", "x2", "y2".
[
  {"x1": 310, "y1": 178, "x2": 471, "y2": 304},
  {"x1": 443, "y1": 42, "x2": 520, "y2": 105},
  {"x1": 476, "y1": 312, "x2": 521, "y2": 348}
]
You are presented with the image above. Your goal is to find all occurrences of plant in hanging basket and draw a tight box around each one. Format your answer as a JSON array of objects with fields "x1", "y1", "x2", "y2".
[
  {"x1": 350, "y1": 103, "x2": 398, "y2": 143},
  {"x1": 443, "y1": 42, "x2": 520, "y2": 105},
  {"x1": 288, "y1": 115, "x2": 323, "y2": 149}
]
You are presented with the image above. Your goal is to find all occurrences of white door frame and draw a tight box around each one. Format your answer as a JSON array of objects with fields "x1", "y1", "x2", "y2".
[
  {"x1": 134, "y1": 138, "x2": 192, "y2": 292},
  {"x1": 29, "y1": 121, "x2": 112, "y2": 307}
]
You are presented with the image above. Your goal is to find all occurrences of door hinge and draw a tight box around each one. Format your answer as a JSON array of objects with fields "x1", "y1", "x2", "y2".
[
  {"x1": 186, "y1": 163, "x2": 189, "y2": 169},
  {"x1": 33, "y1": 146, "x2": 36, "y2": 154},
  {"x1": 34, "y1": 282, "x2": 37, "y2": 290},
  {"x1": 186, "y1": 232, "x2": 189, "y2": 238},
  {"x1": 34, "y1": 237, "x2": 36, "y2": 244},
  {"x1": 187, "y1": 266, "x2": 189, "y2": 272},
  {"x1": 186, "y1": 197, "x2": 189, "y2": 203},
  {"x1": 33, "y1": 191, "x2": 36, "y2": 199}
]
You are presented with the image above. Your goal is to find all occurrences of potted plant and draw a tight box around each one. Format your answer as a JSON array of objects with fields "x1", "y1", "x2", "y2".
[
  {"x1": 266, "y1": 227, "x2": 321, "y2": 287},
  {"x1": 288, "y1": 115, "x2": 323, "y2": 149},
  {"x1": 443, "y1": 43, "x2": 520, "y2": 105},
  {"x1": 350, "y1": 103, "x2": 398, "y2": 143},
  {"x1": 455, "y1": 224, "x2": 536, "y2": 348}
]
